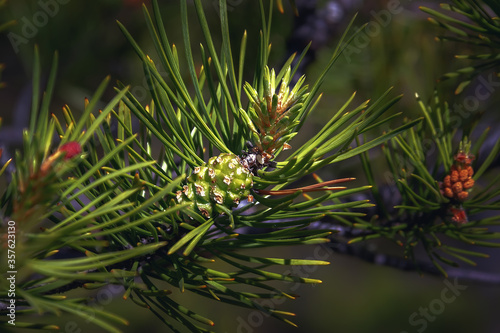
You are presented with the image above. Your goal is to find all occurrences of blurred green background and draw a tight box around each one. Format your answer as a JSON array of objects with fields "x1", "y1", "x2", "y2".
[{"x1": 1, "y1": 0, "x2": 500, "y2": 332}]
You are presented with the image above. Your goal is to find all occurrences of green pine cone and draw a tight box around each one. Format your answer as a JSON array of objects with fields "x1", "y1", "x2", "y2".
[{"x1": 176, "y1": 153, "x2": 254, "y2": 218}]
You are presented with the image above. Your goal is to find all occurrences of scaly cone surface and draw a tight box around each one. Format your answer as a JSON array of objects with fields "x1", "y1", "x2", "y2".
[
  {"x1": 176, "y1": 153, "x2": 254, "y2": 218},
  {"x1": 440, "y1": 139, "x2": 476, "y2": 224}
]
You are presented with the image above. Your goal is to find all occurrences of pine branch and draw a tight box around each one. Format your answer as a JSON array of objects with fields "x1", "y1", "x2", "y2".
[
  {"x1": 328, "y1": 239, "x2": 500, "y2": 285},
  {"x1": 2, "y1": 1, "x2": 498, "y2": 332},
  {"x1": 353, "y1": 91, "x2": 500, "y2": 276}
]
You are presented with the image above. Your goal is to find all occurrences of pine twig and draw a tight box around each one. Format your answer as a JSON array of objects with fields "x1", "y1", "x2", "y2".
[{"x1": 327, "y1": 237, "x2": 500, "y2": 285}]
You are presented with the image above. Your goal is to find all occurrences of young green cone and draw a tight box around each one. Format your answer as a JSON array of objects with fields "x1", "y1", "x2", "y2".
[
  {"x1": 177, "y1": 66, "x2": 309, "y2": 219},
  {"x1": 242, "y1": 65, "x2": 309, "y2": 157},
  {"x1": 176, "y1": 153, "x2": 254, "y2": 218}
]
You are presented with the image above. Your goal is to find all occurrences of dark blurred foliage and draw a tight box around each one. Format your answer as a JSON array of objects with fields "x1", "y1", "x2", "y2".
[{"x1": 1, "y1": 0, "x2": 493, "y2": 145}]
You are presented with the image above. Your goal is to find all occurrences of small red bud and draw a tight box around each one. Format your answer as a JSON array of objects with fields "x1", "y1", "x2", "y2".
[
  {"x1": 457, "y1": 191, "x2": 469, "y2": 201},
  {"x1": 452, "y1": 182, "x2": 463, "y2": 194},
  {"x1": 450, "y1": 207, "x2": 468, "y2": 224},
  {"x1": 58, "y1": 142, "x2": 82, "y2": 160},
  {"x1": 467, "y1": 165, "x2": 474, "y2": 177},
  {"x1": 443, "y1": 175, "x2": 451, "y2": 188},
  {"x1": 459, "y1": 169, "x2": 469, "y2": 182},
  {"x1": 463, "y1": 179, "x2": 475, "y2": 189},
  {"x1": 454, "y1": 151, "x2": 475, "y2": 166},
  {"x1": 443, "y1": 187, "x2": 454, "y2": 198}
]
